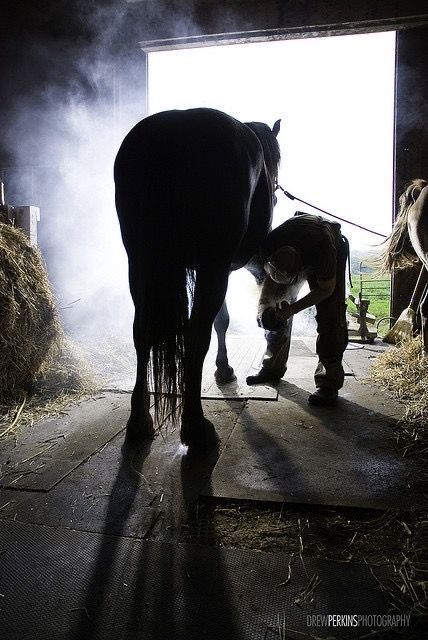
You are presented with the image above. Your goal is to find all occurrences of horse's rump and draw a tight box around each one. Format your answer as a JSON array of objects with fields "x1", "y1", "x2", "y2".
[
  {"x1": 115, "y1": 108, "x2": 268, "y2": 320},
  {"x1": 115, "y1": 108, "x2": 268, "y2": 267}
]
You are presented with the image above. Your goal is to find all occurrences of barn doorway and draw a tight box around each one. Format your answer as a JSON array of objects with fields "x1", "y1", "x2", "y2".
[{"x1": 148, "y1": 32, "x2": 396, "y2": 336}]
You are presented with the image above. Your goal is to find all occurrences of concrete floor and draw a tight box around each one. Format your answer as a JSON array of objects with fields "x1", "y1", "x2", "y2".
[{"x1": 0, "y1": 338, "x2": 422, "y2": 639}]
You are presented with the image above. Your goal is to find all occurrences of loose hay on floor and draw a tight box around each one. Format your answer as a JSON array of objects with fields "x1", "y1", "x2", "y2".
[
  {"x1": 0, "y1": 337, "x2": 97, "y2": 440},
  {"x1": 181, "y1": 500, "x2": 428, "y2": 625},
  {"x1": 369, "y1": 338, "x2": 428, "y2": 456},
  {"x1": 364, "y1": 339, "x2": 427, "y2": 622}
]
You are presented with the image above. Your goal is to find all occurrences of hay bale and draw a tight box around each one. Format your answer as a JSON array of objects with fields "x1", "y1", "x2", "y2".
[{"x1": 0, "y1": 222, "x2": 61, "y2": 399}]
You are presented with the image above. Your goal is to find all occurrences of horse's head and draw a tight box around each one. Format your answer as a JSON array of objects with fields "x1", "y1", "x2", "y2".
[{"x1": 244, "y1": 119, "x2": 281, "y2": 189}]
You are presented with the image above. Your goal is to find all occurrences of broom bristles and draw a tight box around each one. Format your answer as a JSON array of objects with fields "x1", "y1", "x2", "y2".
[{"x1": 383, "y1": 308, "x2": 415, "y2": 344}]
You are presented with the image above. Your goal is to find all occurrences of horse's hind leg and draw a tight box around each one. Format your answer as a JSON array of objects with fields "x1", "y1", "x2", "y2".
[
  {"x1": 126, "y1": 307, "x2": 155, "y2": 443},
  {"x1": 214, "y1": 301, "x2": 237, "y2": 385},
  {"x1": 420, "y1": 285, "x2": 428, "y2": 354},
  {"x1": 181, "y1": 266, "x2": 230, "y2": 449},
  {"x1": 125, "y1": 257, "x2": 155, "y2": 443}
]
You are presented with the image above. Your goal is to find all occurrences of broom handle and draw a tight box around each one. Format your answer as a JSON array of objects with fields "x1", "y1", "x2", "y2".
[
  {"x1": 418, "y1": 283, "x2": 428, "y2": 314},
  {"x1": 409, "y1": 265, "x2": 428, "y2": 310}
]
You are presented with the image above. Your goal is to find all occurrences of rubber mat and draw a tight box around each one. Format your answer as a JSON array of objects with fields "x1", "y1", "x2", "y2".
[
  {"x1": 203, "y1": 378, "x2": 419, "y2": 510},
  {"x1": 202, "y1": 336, "x2": 277, "y2": 400},
  {"x1": 0, "y1": 393, "x2": 130, "y2": 492},
  {"x1": 0, "y1": 401, "x2": 240, "y2": 539},
  {"x1": 201, "y1": 337, "x2": 317, "y2": 399},
  {"x1": 0, "y1": 519, "x2": 401, "y2": 640}
]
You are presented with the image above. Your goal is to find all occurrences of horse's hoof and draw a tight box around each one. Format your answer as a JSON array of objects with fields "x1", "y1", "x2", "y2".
[
  {"x1": 180, "y1": 417, "x2": 220, "y2": 451},
  {"x1": 214, "y1": 366, "x2": 237, "y2": 385},
  {"x1": 125, "y1": 415, "x2": 155, "y2": 445}
]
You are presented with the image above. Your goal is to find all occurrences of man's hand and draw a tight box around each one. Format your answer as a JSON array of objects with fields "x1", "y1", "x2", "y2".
[{"x1": 275, "y1": 300, "x2": 293, "y2": 322}]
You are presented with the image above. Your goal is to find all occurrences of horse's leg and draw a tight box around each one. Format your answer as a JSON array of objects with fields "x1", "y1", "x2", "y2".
[
  {"x1": 420, "y1": 285, "x2": 428, "y2": 354},
  {"x1": 126, "y1": 305, "x2": 155, "y2": 443},
  {"x1": 214, "y1": 255, "x2": 266, "y2": 386},
  {"x1": 181, "y1": 266, "x2": 230, "y2": 449},
  {"x1": 245, "y1": 254, "x2": 266, "y2": 286},
  {"x1": 125, "y1": 257, "x2": 155, "y2": 443},
  {"x1": 213, "y1": 301, "x2": 237, "y2": 385}
]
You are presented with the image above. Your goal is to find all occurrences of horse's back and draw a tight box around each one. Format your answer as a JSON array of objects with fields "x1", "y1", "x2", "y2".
[{"x1": 115, "y1": 108, "x2": 261, "y2": 193}]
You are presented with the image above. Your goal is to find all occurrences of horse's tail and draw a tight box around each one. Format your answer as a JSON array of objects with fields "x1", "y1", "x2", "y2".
[
  {"x1": 374, "y1": 215, "x2": 417, "y2": 273},
  {"x1": 145, "y1": 260, "x2": 195, "y2": 428},
  {"x1": 374, "y1": 179, "x2": 428, "y2": 273}
]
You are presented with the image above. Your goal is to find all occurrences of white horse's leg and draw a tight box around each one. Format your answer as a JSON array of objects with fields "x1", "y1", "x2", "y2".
[
  {"x1": 420, "y1": 286, "x2": 428, "y2": 354},
  {"x1": 407, "y1": 186, "x2": 428, "y2": 354}
]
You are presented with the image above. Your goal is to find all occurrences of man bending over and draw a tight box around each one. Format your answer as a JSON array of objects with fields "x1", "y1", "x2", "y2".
[{"x1": 246, "y1": 212, "x2": 349, "y2": 406}]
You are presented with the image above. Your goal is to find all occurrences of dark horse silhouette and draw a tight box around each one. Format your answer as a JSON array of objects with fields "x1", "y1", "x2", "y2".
[{"x1": 115, "y1": 108, "x2": 281, "y2": 449}]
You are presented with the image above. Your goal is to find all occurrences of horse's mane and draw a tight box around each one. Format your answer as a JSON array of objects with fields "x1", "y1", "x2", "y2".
[
  {"x1": 376, "y1": 178, "x2": 428, "y2": 273},
  {"x1": 244, "y1": 121, "x2": 281, "y2": 184}
]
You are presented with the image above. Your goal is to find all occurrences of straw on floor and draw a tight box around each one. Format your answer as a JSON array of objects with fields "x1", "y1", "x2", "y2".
[{"x1": 370, "y1": 338, "x2": 428, "y2": 442}]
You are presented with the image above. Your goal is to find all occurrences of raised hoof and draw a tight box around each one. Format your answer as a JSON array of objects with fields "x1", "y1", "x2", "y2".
[
  {"x1": 180, "y1": 417, "x2": 220, "y2": 451},
  {"x1": 125, "y1": 415, "x2": 155, "y2": 445},
  {"x1": 215, "y1": 366, "x2": 237, "y2": 385}
]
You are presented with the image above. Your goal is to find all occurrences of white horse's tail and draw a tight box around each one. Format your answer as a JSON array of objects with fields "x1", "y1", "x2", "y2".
[{"x1": 375, "y1": 178, "x2": 428, "y2": 273}]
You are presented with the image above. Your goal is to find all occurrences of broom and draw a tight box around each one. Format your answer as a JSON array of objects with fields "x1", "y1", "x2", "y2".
[{"x1": 383, "y1": 264, "x2": 428, "y2": 344}]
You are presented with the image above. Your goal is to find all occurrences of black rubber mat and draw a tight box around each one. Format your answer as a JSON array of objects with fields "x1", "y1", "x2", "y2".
[
  {"x1": 0, "y1": 394, "x2": 131, "y2": 491},
  {"x1": 0, "y1": 519, "x2": 402, "y2": 640},
  {"x1": 204, "y1": 378, "x2": 419, "y2": 510}
]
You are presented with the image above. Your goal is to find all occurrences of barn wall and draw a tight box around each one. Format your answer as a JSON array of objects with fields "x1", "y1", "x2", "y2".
[{"x1": 392, "y1": 26, "x2": 428, "y2": 320}]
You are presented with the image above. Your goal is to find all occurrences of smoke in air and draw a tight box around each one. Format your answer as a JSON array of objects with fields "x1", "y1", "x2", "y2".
[{"x1": 2, "y1": 16, "x2": 395, "y2": 385}]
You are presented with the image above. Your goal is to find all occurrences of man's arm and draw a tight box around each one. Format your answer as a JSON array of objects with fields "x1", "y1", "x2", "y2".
[{"x1": 277, "y1": 276, "x2": 336, "y2": 320}]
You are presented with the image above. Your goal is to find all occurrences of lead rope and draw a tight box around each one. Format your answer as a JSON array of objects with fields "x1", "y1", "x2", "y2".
[
  {"x1": 275, "y1": 185, "x2": 383, "y2": 289},
  {"x1": 276, "y1": 185, "x2": 388, "y2": 239}
]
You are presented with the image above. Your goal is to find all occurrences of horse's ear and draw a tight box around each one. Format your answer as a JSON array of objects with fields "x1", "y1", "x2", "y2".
[{"x1": 272, "y1": 119, "x2": 281, "y2": 137}]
